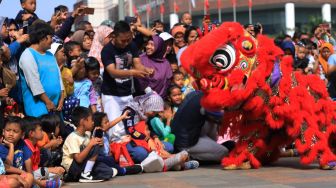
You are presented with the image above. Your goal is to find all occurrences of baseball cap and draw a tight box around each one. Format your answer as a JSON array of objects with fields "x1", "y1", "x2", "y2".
[{"x1": 159, "y1": 32, "x2": 173, "y2": 41}]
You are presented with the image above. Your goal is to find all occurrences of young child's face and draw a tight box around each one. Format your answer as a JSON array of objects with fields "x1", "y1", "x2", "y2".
[
  {"x1": 83, "y1": 35, "x2": 92, "y2": 51},
  {"x1": 296, "y1": 46, "x2": 306, "y2": 60},
  {"x1": 8, "y1": 24, "x2": 18, "y2": 41},
  {"x1": 101, "y1": 116, "x2": 109, "y2": 131},
  {"x1": 83, "y1": 115, "x2": 94, "y2": 132},
  {"x1": 69, "y1": 45, "x2": 82, "y2": 59},
  {"x1": 55, "y1": 47, "x2": 67, "y2": 66},
  {"x1": 32, "y1": 125, "x2": 44, "y2": 141},
  {"x1": 3, "y1": 123, "x2": 23, "y2": 144},
  {"x1": 87, "y1": 70, "x2": 100, "y2": 82},
  {"x1": 173, "y1": 74, "x2": 184, "y2": 88},
  {"x1": 75, "y1": 66, "x2": 86, "y2": 80},
  {"x1": 170, "y1": 63, "x2": 178, "y2": 73},
  {"x1": 154, "y1": 23, "x2": 164, "y2": 33},
  {"x1": 169, "y1": 88, "x2": 183, "y2": 105},
  {"x1": 22, "y1": 0, "x2": 37, "y2": 13}
]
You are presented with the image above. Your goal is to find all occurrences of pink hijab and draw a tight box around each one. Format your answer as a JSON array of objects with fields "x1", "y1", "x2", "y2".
[{"x1": 88, "y1": 25, "x2": 113, "y2": 68}]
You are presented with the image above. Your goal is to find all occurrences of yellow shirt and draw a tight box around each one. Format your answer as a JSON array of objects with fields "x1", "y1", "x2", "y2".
[
  {"x1": 61, "y1": 132, "x2": 90, "y2": 172},
  {"x1": 61, "y1": 67, "x2": 74, "y2": 97}
]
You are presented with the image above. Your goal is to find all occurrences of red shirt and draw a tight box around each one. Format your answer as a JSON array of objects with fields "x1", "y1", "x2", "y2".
[{"x1": 24, "y1": 139, "x2": 40, "y2": 171}]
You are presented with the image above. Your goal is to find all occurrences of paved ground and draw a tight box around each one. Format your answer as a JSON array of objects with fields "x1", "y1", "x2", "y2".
[{"x1": 63, "y1": 157, "x2": 336, "y2": 188}]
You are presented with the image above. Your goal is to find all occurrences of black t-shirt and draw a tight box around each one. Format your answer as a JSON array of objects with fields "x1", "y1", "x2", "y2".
[
  {"x1": 101, "y1": 42, "x2": 139, "y2": 96},
  {"x1": 171, "y1": 91, "x2": 206, "y2": 151}
]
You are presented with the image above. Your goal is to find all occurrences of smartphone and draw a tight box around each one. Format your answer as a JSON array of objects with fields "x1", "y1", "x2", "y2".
[
  {"x1": 94, "y1": 129, "x2": 103, "y2": 138},
  {"x1": 83, "y1": 7, "x2": 95, "y2": 15},
  {"x1": 0, "y1": 36, "x2": 3, "y2": 47},
  {"x1": 23, "y1": 21, "x2": 28, "y2": 34}
]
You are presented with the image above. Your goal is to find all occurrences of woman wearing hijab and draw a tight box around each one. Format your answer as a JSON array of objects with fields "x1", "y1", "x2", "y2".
[
  {"x1": 70, "y1": 30, "x2": 93, "y2": 55},
  {"x1": 136, "y1": 35, "x2": 172, "y2": 98},
  {"x1": 317, "y1": 42, "x2": 334, "y2": 83},
  {"x1": 88, "y1": 25, "x2": 113, "y2": 69}
]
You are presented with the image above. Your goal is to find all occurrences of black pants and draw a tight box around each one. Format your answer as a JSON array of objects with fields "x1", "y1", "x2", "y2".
[{"x1": 65, "y1": 145, "x2": 100, "y2": 182}]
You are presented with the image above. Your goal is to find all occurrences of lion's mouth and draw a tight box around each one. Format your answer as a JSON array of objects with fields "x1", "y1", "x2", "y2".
[{"x1": 230, "y1": 75, "x2": 248, "y2": 92}]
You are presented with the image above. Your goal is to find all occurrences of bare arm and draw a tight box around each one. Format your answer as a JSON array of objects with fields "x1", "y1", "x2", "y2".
[
  {"x1": 136, "y1": 25, "x2": 155, "y2": 37},
  {"x1": 104, "y1": 111, "x2": 129, "y2": 130},
  {"x1": 39, "y1": 93, "x2": 55, "y2": 111},
  {"x1": 24, "y1": 158, "x2": 32, "y2": 173},
  {"x1": 73, "y1": 138, "x2": 101, "y2": 163},
  {"x1": 106, "y1": 63, "x2": 148, "y2": 79}
]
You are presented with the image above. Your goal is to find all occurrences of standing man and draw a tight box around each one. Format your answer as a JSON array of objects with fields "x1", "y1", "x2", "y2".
[
  {"x1": 19, "y1": 21, "x2": 64, "y2": 117},
  {"x1": 101, "y1": 21, "x2": 153, "y2": 142}
]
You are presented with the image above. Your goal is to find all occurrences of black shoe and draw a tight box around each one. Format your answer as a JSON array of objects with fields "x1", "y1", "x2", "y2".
[
  {"x1": 125, "y1": 164, "x2": 143, "y2": 175},
  {"x1": 79, "y1": 171, "x2": 104, "y2": 183}
]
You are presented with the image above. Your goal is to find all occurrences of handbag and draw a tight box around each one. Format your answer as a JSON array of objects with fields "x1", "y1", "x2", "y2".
[
  {"x1": 110, "y1": 142, "x2": 134, "y2": 167},
  {"x1": 0, "y1": 65, "x2": 16, "y2": 90}
]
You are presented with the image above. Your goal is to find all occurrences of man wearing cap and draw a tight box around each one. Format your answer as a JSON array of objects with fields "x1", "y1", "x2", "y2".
[
  {"x1": 171, "y1": 91, "x2": 233, "y2": 163},
  {"x1": 159, "y1": 32, "x2": 174, "y2": 57}
]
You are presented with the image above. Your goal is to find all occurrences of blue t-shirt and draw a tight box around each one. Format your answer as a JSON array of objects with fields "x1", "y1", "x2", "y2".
[
  {"x1": 74, "y1": 78, "x2": 92, "y2": 108},
  {"x1": 0, "y1": 158, "x2": 5, "y2": 175},
  {"x1": 328, "y1": 54, "x2": 336, "y2": 66},
  {"x1": 20, "y1": 48, "x2": 61, "y2": 117},
  {"x1": 0, "y1": 140, "x2": 32, "y2": 170}
]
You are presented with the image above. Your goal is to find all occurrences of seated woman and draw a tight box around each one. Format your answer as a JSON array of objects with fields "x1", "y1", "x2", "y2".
[{"x1": 121, "y1": 89, "x2": 174, "y2": 163}]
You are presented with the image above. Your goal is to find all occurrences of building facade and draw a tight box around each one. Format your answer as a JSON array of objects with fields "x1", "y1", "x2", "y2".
[{"x1": 74, "y1": 0, "x2": 335, "y2": 36}]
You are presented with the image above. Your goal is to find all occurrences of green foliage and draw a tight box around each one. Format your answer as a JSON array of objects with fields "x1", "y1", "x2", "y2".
[{"x1": 300, "y1": 16, "x2": 323, "y2": 34}]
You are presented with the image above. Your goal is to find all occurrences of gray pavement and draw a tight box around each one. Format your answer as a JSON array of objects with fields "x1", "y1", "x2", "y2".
[{"x1": 63, "y1": 158, "x2": 336, "y2": 188}]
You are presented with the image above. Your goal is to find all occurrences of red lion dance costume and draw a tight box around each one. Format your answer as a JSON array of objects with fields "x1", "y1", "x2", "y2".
[{"x1": 181, "y1": 22, "x2": 336, "y2": 169}]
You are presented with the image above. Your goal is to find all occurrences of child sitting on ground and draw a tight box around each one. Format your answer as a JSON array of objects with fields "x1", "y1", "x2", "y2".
[
  {"x1": 23, "y1": 116, "x2": 64, "y2": 188},
  {"x1": 61, "y1": 107, "x2": 117, "y2": 183},
  {"x1": 166, "y1": 85, "x2": 183, "y2": 113},
  {"x1": 0, "y1": 125, "x2": 34, "y2": 188},
  {"x1": 93, "y1": 112, "x2": 143, "y2": 175},
  {"x1": 149, "y1": 102, "x2": 175, "y2": 144},
  {"x1": 38, "y1": 114, "x2": 63, "y2": 167},
  {"x1": 15, "y1": 0, "x2": 39, "y2": 27},
  {"x1": 0, "y1": 117, "x2": 32, "y2": 174}
]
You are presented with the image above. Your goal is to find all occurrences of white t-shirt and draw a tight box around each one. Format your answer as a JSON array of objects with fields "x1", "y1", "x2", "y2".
[{"x1": 61, "y1": 132, "x2": 90, "y2": 172}]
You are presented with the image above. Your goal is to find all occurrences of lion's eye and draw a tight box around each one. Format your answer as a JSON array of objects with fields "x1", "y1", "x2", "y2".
[{"x1": 210, "y1": 44, "x2": 236, "y2": 73}]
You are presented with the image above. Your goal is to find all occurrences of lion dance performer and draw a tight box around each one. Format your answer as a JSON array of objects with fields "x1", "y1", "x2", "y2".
[{"x1": 180, "y1": 22, "x2": 336, "y2": 170}]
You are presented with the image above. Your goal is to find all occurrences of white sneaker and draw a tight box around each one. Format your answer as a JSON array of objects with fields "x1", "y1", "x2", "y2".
[
  {"x1": 112, "y1": 168, "x2": 118, "y2": 178},
  {"x1": 79, "y1": 171, "x2": 104, "y2": 183}
]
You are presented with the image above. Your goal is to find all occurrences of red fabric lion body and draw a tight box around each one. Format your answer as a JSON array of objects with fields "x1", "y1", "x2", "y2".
[{"x1": 181, "y1": 22, "x2": 336, "y2": 169}]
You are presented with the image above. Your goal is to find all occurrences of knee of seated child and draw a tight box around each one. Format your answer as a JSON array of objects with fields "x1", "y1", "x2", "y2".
[
  {"x1": 163, "y1": 142, "x2": 174, "y2": 153},
  {"x1": 133, "y1": 148, "x2": 149, "y2": 163},
  {"x1": 7, "y1": 176, "x2": 21, "y2": 188}
]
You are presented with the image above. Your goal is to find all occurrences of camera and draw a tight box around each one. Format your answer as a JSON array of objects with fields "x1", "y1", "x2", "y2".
[
  {"x1": 0, "y1": 36, "x2": 4, "y2": 47},
  {"x1": 23, "y1": 21, "x2": 29, "y2": 34},
  {"x1": 94, "y1": 129, "x2": 103, "y2": 138}
]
